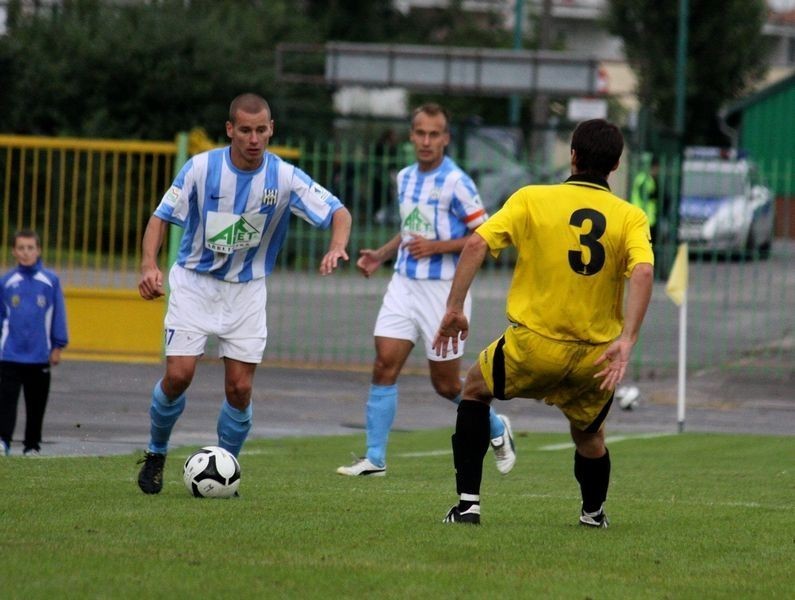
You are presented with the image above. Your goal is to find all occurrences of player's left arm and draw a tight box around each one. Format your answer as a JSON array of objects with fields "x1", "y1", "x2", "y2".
[
  {"x1": 403, "y1": 235, "x2": 468, "y2": 259},
  {"x1": 319, "y1": 206, "x2": 351, "y2": 275},
  {"x1": 50, "y1": 275, "x2": 68, "y2": 366},
  {"x1": 50, "y1": 347, "x2": 62, "y2": 366},
  {"x1": 407, "y1": 176, "x2": 487, "y2": 259}
]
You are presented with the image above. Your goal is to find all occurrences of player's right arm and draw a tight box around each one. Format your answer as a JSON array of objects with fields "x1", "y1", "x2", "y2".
[
  {"x1": 138, "y1": 215, "x2": 169, "y2": 300},
  {"x1": 433, "y1": 232, "x2": 489, "y2": 357},
  {"x1": 593, "y1": 261, "x2": 653, "y2": 390},
  {"x1": 356, "y1": 233, "x2": 402, "y2": 278}
]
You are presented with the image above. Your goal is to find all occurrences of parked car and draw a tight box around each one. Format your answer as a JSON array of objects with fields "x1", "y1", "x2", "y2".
[
  {"x1": 461, "y1": 126, "x2": 536, "y2": 213},
  {"x1": 678, "y1": 149, "x2": 774, "y2": 258}
]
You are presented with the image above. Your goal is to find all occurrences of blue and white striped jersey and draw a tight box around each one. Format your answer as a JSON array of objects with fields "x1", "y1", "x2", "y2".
[
  {"x1": 153, "y1": 147, "x2": 344, "y2": 282},
  {"x1": 395, "y1": 156, "x2": 487, "y2": 280}
]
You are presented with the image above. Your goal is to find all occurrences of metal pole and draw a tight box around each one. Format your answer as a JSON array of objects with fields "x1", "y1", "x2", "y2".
[
  {"x1": 508, "y1": 0, "x2": 524, "y2": 126},
  {"x1": 530, "y1": 0, "x2": 552, "y2": 162},
  {"x1": 674, "y1": 0, "x2": 689, "y2": 138},
  {"x1": 669, "y1": 0, "x2": 689, "y2": 282},
  {"x1": 676, "y1": 296, "x2": 687, "y2": 433}
]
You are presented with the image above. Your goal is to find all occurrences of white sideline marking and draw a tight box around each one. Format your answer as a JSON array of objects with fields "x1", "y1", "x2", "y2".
[
  {"x1": 395, "y1": 449, "x2": 451, "y2": 458},
  {"x1": 514, "y1": 492, "x2": 792, "y2": 512},
  {"x1": 396, "y1": 432, "x2": 675, "y2": 457},
  {"x1": 240, "y1": 448, "x2": 280, "y2": 456},
  {"x1": 539, "y1": 432, "x2": 675, "y2": 451}
]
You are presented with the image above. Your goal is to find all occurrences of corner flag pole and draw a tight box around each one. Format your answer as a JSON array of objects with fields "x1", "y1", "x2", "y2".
[
  {"x1": 676, "y1": 287, "x2": 687, "y2": 432},
  {"x1": 665, "y1": 243, "x2": 689, "y2": 433}
]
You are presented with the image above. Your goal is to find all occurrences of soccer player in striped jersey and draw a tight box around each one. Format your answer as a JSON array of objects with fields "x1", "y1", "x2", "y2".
[
  {"x1": 434, "y1": 119, "x2": 654, "y2": 526},
  {"x1": 336, "y1": 103, "x2": 516, "y2": 478},
  {"x1": 136, "y1": 93, "x2": 352, "y2": 494}
]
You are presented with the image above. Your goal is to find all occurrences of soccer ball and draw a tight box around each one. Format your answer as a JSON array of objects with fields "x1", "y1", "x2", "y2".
[
  {"x1": 183, "y1": 446, "x2": 241, "y2": 498},
  {"x1": 616, "y1": 385, "x2": 640, "y2": 411}
]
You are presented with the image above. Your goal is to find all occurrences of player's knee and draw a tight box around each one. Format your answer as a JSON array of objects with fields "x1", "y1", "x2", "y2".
[
  {"x1": 462, "y1": 376, "x2": 492, "y2": 403},
  {"x1": 225, "y1": 381, "x2": 252, "y2": 406},
  {"x1": 372, "y1": 359, "x2": 401, "y2": 384},
  {"x1": 572, "y1": 430, "x2": 606, "y2": 458},
  {"x1": 162, "y1": 372, "x2": 192, "y2": 397},
  {"x1": 432, "y1": 378, "x2": 461, "y2": 400}
]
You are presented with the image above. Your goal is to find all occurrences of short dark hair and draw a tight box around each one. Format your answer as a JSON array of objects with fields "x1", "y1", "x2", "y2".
[
  {"x1": 228, "y1": 93, "x2": 271, "y2": 123},
  {"x1": 12, "y1": 229, "x2": 40, "y2": 247},
  {"x1": 411, "y1": 103, "x2": 450, "y2": 132},
  {"x1": 570, "y1": 119, "x2": 624, "y2": 177}
]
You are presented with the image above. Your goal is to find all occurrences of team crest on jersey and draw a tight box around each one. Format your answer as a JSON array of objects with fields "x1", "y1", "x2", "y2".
[
  {"x1": 164, "y1": 185, "x2": 180, "y2": 206},
  {"x1": 37, "y1": 295, "x2": 46, "y2": 308},
  {"x1": 11, "y1": 294, "x2": 20, "y2": 307},
  {"x1": 429, "y1": 188, "x2": 441, "y2": 200},
  {"x1": 261, "y1": 189, "x2": 278, "y2": 206},
  {"x1": 311, "y1": 183, "x2": 332, "y2": 202},
  {"x1": 205, "y1": 211, "x2": 267, "y2": 254}
]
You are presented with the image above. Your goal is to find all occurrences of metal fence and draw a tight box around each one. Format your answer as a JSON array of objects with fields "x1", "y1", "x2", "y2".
[
  {"x1": 0, "y1": 134, "x2": 176, "y2": 288},
  {"x1": 0, "y1": 133, "x2": 792, "y2": 378}
]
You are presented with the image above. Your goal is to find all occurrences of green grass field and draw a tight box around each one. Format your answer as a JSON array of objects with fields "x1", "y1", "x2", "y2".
[{"x1": 1, "y1": 430, "x2": 792, "y2": 599}]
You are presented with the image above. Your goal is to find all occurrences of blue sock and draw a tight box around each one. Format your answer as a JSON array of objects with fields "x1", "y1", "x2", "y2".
[
  {"x1": 148, "y1": 379, "x2": 186, "y2": 454},
  {"x1": 365, "y1": 384, "x2": 397, "y2": 468},
  {"x1": 450, "y1": 394, "x2": 504, "y2": 440},
  {"x1": 217, "y1": 400, "x2": 252, "y2": 458}
]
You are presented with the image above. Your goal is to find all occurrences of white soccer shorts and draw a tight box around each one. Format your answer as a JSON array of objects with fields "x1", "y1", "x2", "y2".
[
  {"x1": 373, "y1": 272, "x2": 471, "y2": 361},
  {"x1": 164, "y1": 264, "x2": 268, "y2": 363}
]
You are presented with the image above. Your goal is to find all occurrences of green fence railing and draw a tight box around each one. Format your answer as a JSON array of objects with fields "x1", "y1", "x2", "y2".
[{"x1": 1, "y1": 133, "x2": 792, "y2": 378}]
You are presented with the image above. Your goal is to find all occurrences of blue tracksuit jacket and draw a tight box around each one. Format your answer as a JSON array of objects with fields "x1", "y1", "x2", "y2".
[{"x1": 0, "y1": 259, "x2": 69, "y2": 363}]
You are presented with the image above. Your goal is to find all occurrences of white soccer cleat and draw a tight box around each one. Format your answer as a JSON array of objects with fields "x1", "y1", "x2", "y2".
[
  {"x1": 579, "y1": 506, "x2": 610, "y2": 529},
  {"x1": 336, "y1": 456, "x2": 386, "y2": 477},
  {"x1": 490, "y1": 415, "x2": 516, "y2": 474},
  {"x1": 616, "y1": 385, "x2": 640, "y2": 411}
]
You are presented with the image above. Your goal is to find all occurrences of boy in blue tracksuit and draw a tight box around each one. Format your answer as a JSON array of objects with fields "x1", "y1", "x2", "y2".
[{"x1": 0, "y1": 229, "x2": 69, "y2": 456}]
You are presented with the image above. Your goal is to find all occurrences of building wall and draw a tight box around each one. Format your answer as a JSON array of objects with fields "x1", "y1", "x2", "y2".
[
  {"x1": 740, "y1": 80, "x2": 795, "y2": 169},
  {"x1": 736, "y1": 77, "x2": 795, "y2": 238}
]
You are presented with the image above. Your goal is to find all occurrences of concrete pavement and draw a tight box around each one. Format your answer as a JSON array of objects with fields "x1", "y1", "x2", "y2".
[{"x1": 2, "y1": 359, "x2": 791, "y2": 458}]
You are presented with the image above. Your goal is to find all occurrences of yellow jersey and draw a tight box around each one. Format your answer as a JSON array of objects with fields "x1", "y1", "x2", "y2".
[{"x1": 476, "y1": 175, "x2": 654, "y2": 344}]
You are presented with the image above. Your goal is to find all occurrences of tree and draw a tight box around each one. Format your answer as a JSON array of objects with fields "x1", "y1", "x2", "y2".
[
  {"x1": 0, "y1": 0, "x2": 329, "y2": 139},
  {"x1": 304, "y1": 0, "x2": 405, "y2": 43},
  {"x1": 605, "y1": 0, "x2": 772, "y2": 146},
  {"x1": 0, "y1": 0, "x2": 574, "y2": 141}
]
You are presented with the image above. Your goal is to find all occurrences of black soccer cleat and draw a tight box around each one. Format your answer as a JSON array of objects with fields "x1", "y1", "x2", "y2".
[
  {"x1": 442, "y1": 504, "x2": 481, "y2": 525},
  {"x1": 137, "y1": 451, "x2": 166, "y2": 494}
]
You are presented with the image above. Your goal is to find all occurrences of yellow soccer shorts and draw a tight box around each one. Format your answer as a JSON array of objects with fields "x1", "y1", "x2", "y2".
[{"x1": 479, "y1": 325, "x2": 614, "y2": 432}]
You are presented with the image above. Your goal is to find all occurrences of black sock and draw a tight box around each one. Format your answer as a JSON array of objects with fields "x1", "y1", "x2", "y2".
[
  {"x1": 574, "y1": 449, "x2": 611, "y2": 514},
  {"x1": 451, "y1": 400, "x2": 491, "y2": 499}
]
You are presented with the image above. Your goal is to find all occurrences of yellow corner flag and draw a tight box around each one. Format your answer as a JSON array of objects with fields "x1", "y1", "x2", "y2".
[{"x1": 665, "y1": 243, "x2": 689, "y2": 306}]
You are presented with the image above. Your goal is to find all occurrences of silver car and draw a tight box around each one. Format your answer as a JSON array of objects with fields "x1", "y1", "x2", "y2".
[{"x1": 678, "y1": 156, "x2": 775, "y2": 258}]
